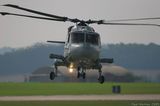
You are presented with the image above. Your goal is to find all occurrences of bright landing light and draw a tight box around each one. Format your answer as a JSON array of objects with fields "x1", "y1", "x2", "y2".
[{"x1": 69, "y1": 68, "x2": 73, "y2": 73}]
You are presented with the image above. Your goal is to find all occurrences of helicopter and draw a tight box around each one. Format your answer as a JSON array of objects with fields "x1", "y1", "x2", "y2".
[{"x1": 1, "y1": 4, "x2": 160, "y2": 84}]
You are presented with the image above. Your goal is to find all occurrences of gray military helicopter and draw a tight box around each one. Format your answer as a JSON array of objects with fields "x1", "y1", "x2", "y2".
[{"x1": 1, "y1": 4, "x2": 160, "y2": 84}]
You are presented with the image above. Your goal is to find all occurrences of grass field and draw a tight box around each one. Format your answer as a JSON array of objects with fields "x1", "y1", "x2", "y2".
[
  {"x1": 0, "y1": 101, "x2": 159, "y2": 106},
  {"x1": 0, "y1": 82, "x2": 159, "y2": 96}
]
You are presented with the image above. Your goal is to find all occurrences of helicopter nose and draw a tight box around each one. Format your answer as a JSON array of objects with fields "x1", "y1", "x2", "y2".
[{"x1": 70, "y1": 44, "x2": 100, "y2": 61}]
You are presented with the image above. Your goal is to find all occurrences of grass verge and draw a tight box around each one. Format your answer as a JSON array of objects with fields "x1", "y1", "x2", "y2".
[{"x1": 0, "y1": 82, "x2": 159, "y2": 96}]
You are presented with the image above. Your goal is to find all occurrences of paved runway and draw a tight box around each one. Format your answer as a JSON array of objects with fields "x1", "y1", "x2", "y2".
[{"x1": 0, "y1": 95, "x2": 160, "y2": 101}]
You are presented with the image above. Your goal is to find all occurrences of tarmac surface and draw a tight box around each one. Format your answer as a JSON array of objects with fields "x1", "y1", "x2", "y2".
[{"x1": 0, "y1": 95, "x2": 160, "y2": 101}]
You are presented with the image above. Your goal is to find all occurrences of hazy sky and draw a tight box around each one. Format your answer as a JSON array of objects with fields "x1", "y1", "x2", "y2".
[{"x1": 0, "y1": 0, "x2": 160, "y2": 48}]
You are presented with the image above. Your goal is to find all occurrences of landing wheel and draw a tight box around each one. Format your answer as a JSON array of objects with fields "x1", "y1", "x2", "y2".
[
  {"x1": 82, "y1": 73, "x2": 86, "y2": 79},
  {"x1": 77, "y1": 72, "x2": 80, "y2": 78},
  {"x1": 50, "y1": 72, "x2": 56, "y2": 80},
  {"x1": 98, "y1": 76, "x2": 105, "y2": 84},
  {"x1": 77, "y1": 66, "x2": 86, "y2": 79}
]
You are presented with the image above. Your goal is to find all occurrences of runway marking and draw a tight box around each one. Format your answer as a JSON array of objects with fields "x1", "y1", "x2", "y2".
[{"x1": 0, "y1": 95, "x2": 160, "y2": 101}]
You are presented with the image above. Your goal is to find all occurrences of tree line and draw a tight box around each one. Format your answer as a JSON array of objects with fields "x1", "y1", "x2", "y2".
[{"x1": 0, "y1": 43, "x2": 160, "y2": 75}]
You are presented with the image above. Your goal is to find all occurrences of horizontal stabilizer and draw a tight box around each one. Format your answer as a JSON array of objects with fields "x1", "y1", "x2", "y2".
[
  {"x1": 49, "y1": 53, "x2": 65, "y2": 61},
  {"x1": 100, "y1": 58, "x2": 114, "y2": 63}
]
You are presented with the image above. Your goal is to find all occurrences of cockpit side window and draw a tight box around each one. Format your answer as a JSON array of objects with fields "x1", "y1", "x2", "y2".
[
  {"x1": 86, "y1": 33, "x2": 99, "y2": 45},
  {"x1": 71, "y1": 32, "x2": 84, "y2": 43}
]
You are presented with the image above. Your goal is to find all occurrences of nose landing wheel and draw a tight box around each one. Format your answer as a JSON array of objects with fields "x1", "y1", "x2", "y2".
[{"x1": 77, "y1": 67, "x2": 86, "y2": 79}]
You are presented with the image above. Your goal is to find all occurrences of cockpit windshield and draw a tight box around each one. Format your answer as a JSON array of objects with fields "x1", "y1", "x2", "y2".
[
  {"x1": 86, "y1": 33, "x2": 99, "y2": 45},
  {"x1": 71, "y1": 32, "x2": 99, "y2": 45},
  {"x1": 71, "y1": 32, "x2": 84, "y2": 43}
]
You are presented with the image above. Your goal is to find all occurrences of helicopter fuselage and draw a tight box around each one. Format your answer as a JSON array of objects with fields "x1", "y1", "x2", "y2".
[{"x1": 64, "y1": 23, "x2": 101, "y2": 69}]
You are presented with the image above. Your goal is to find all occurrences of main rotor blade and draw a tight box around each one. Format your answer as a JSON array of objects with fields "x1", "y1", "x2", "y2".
[
  {"x1": 0, "y1": 12, "x2": 65, "y2": 21},
  {"x1": 3, "y1": 4, "x2": 67, "y2": 21},
  {"x1": 106, "y1": 17, "x2": 160, "y2": 22},
  {"x1": 85, "y1": 17, "x2": 160, "y2": 26},
  {"x1": 98, "y1": 21, "x2": 160, "y2": 27},
  {"x1": 47, "y1": 41, "x2": 65, "y2": 44}
]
